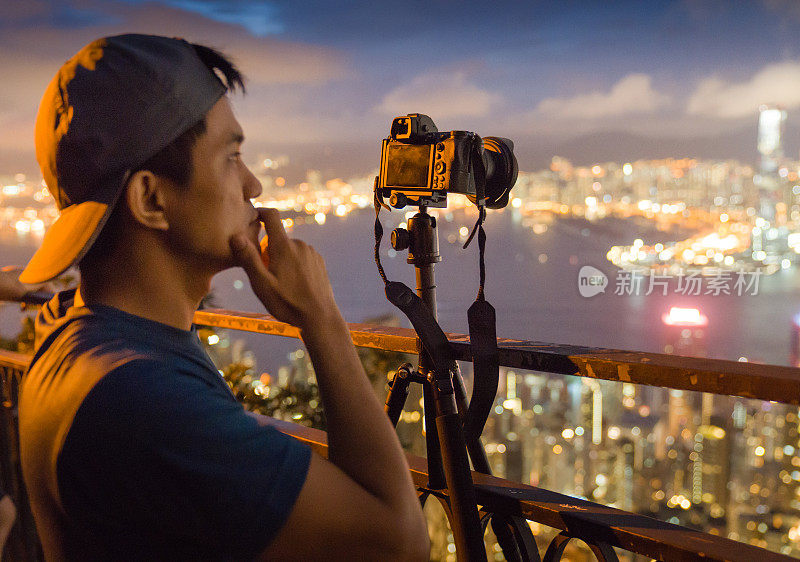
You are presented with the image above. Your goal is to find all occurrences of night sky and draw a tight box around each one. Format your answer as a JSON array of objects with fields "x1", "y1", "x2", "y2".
[{"x1": 2, "y1": 1, "x2": 800, "y2": 176}]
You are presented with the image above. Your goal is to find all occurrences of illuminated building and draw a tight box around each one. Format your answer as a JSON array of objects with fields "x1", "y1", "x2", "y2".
[
  {"x1": 758, "y1": 105, "x2": 786, "y2": 176},
  {"x1": 756, "y1": 105, "x2": 787, "y2": 221},
  {"x1": 694, "y1": 423, "x2": 730, "y2": 517}
]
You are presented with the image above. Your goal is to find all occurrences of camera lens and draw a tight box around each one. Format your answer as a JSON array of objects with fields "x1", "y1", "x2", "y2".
[{"x1": 470, "y1": 137, "x2": 518, "y2": 209}]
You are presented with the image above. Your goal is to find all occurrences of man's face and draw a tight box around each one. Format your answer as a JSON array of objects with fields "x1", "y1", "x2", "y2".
[{"x1": 163, "y1": 96, "x2": 262, "y2": 272}]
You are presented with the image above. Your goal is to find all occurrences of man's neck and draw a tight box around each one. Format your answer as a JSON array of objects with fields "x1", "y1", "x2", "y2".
[{"x1": 79, "y1": 243, "x2": 214, "y2": 331}]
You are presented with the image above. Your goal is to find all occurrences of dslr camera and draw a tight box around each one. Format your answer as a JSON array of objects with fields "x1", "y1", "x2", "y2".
[{"x1": 377, "y1": 113, "x2": 518, "y2": 209}]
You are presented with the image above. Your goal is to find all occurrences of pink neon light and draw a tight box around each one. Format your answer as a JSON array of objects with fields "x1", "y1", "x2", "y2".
[{"x1": 662, "y1": 306, "x2": 708, "y2": 327}]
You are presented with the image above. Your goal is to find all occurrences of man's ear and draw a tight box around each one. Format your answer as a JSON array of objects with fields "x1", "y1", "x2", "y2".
[{"x1": 124, "y1": 170, "x2": 170, "y2": 231}]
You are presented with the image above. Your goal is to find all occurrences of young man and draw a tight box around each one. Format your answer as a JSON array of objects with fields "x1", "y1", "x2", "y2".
[{"x1": 19, "y1": 34, "x2": 429, "y2": 560}]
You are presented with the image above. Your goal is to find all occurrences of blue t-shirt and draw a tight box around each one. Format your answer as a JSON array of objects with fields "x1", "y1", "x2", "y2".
[{"x1": 20, "y1": 290, "x2": 311, "y2": 561}]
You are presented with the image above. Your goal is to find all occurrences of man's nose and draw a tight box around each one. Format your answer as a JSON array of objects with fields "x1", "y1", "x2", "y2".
[{"x1": 242, "y1": 163, "x2": 262, "y2": 200}]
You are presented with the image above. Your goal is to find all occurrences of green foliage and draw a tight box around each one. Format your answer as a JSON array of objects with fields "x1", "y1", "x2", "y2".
[
  {"x1": 221, "y1": 358, "x2": 327, "y2": 430},
  {"x1": 211, "y1": 336, "x2": 414, "y2": 432},
  {"x1": 357, "y1": 345, "x2": 414, "y2": 391},
  {"x1": 0, "y1": 308, "x2": 36, "y2": 353},
  {"x1": 197, "y1": 318, "x2": 416, "y2": 434}
]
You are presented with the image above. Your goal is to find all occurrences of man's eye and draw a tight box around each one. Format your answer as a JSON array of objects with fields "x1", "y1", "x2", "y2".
[{"x1": 229, "y1": 152, "x2": 242, "y2": 161}]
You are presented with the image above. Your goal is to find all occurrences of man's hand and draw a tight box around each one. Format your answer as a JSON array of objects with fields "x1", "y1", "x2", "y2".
[{"x1": 229, "y1": 208, "x2": 340, "y2": 329}]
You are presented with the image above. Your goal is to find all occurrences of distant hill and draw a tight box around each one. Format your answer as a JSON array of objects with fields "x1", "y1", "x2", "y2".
[{"x1": 514, "y1": 121, "x2": 800, "y2": 170}]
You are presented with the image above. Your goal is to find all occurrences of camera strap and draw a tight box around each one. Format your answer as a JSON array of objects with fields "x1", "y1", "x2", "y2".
[
  {"x1": 464, "y1": 228, "x2": 499, "y2": 445},
  {"x1": 461, "y1": 138, "x2": 499, "y2": 444}
]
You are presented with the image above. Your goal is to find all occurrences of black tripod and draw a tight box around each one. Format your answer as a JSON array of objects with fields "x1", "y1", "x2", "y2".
[{"x1": 382, "y1": 208, "x2": 538, "y2": 562}]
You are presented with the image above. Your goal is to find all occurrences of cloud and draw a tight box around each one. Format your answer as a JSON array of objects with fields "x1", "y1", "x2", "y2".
[
  {"x1": 762, "y1": 0, "x2": 800, "y2": 22},
  {"x1": 148, "y1": 0, "x2": 285, "y2": 36},
  {"x1": 687, "y1": 61, "x2": 800, "y2": 118},
  {"x1": 0, "y1": 1, "x2": 345, "y2": 92},
  {"x1": 0, "y1": 0, "x2": 349, "y2": 166},
  {"x1": 535, "y1": 74, "x2": 670, "y2": 119},
  {"x1": 376, "y1": 71, "x2": 501, "y2": 119}
]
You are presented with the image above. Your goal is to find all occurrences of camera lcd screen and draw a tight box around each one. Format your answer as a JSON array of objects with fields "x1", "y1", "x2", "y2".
[{"x1": 386, "y1": 144, "x2": 431, "y2": 187}]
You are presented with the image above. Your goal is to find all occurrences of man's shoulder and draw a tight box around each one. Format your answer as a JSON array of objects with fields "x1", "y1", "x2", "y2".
[
  {"x1": 30, "y1": 302, "x2": 147, "y2": 372},
  {"x1": 24, "y1": 310, "x2": 165, "y2": 415},
  {"x1": 29, "y1": 302, "x2": 216, "y2": 383},
  {"x1": 21, "y1": 303, "x2": 223, "y2": 442}
]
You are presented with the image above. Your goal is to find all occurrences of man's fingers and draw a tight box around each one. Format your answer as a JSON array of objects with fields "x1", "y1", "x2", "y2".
[
  {"x1": 257, "y1": 208, "x2": 290, "y2": 254},
  {"x1": 230, "y1": 233, "x2": 303, "y2": 324},
  {"x1": 229, "y1": 234, "x2": 284, "y2": 309},
  {"x1": 229, "y1": 234, "x2": 270, "y2": 281}
]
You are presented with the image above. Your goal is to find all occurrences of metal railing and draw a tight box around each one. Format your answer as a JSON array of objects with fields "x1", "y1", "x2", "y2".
[
  {"x1": 0, "y1": 349, "x2": 41, "y2": 562},
  {"x1": 3, "y1": 307, "x2": 800, "y2": 561}
]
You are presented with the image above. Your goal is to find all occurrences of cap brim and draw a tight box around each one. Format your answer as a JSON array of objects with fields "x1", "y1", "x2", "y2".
[{"x1": 19, "y1": 201, "x2": 110, "y2": 284}]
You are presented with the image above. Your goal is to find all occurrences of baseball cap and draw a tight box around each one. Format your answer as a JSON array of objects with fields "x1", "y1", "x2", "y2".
[{"x1": 19, "y1": 34, "x2": 227, "y2": 284}]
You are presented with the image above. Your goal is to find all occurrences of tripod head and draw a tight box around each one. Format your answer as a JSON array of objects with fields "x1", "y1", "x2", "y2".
[{"x1": 390, "y1": 207, "x2": 441, "y2": 268}]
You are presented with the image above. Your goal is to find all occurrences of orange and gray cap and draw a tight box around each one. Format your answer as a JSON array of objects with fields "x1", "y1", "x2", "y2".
[{"x1": 19, "y1": 34, "x2": 226, "y2": 284}]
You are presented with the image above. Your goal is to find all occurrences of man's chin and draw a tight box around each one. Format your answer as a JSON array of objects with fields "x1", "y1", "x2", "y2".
[{"x1": 217, "y1": 227, "x2": 261, "y2": 271}]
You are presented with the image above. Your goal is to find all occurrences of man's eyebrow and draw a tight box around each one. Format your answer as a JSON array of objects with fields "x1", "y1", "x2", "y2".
[{"x1": 227, "y1": 132, "x2": 245, "y2": 145}]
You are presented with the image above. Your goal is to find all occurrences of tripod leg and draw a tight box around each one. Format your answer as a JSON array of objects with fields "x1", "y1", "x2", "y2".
[
  {"x1": 424, "y1": 381, "x2": 447, "y2": 490},
  {"x1": 431, "y1": 375, "x2": 487, "y2": 562},
  {"x1": 384, "y1": 363, "x2": 413, "y2": 427}
]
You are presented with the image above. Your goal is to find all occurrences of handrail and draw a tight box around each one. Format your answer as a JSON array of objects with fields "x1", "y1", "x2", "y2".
[
  {"x1": 194, "y1": 307, "x2": 800, "y2": 405},
  {"x1": 0, "y1": 349, "x2": 30, "y2": 371},
  {"x1": 268, "y1": 417, "x2": 794, "y2": 562},
  {"x1": 0, "y1": 349, "x2": 42, "y2": 561}
]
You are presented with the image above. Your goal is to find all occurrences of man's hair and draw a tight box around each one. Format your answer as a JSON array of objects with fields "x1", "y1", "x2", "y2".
[
  {"x1": 133, "y1": 45, "x2": 244, "y2": 188},
  {"x1": 79, "y1": 43, "x2": 244, "y2": 274}
]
